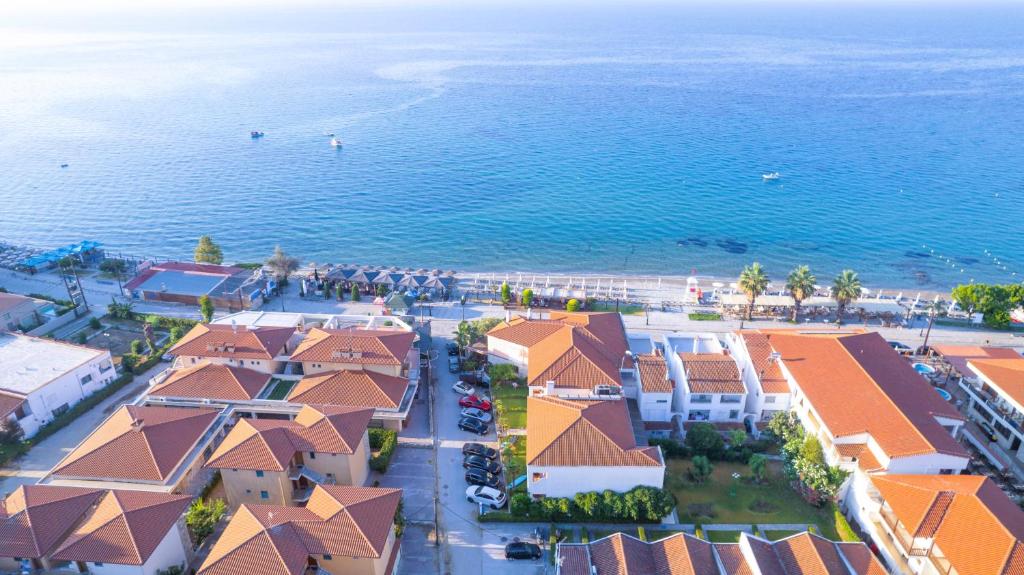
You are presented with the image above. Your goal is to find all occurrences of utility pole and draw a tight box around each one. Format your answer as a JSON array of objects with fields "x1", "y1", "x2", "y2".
[{"x1": 59, "y1": 260, "x2": 88, "y2": 317}]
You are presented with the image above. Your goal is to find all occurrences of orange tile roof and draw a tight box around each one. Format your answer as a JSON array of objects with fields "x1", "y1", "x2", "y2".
[
  {"x1": 290, "y1": 327, "x2": 415, "y2": 366},
  {"x1": 486, "y1": 317, "x2": 566, "y2": 347},
  {"x1": 873, "y1": 474, "x2": 1024, "y2": 575},
  {"x1": 198, "y1": 485, "x2": 401, "y2": 575},
  {"x1": 636, "y1": 353, "x2": 673, "y2": 394},
  {"x1": 526, "y1": 396, "x2": 661, "y2": 467},
  {"x1": 738, "y1": 332, "x2": 790, "y2": 394},
  {"x1": 288, "y1": 369, "x2": 409, "y2": 409},
  {"x1": 969, "y1": 358, "x2": 1024, "y2": 409},
  {"x1": 743, "y1": 532, "x2": 886, "y2": 575},
  {"x1": 714, "y1": 544, "x2": 754, "y2": 575},
  {"x1": 765, "y1": 330, "x2": 966, "y2": 461},
  {"x1": 51, "y1": 491, "x2": 191, "y2": 565},
  {"x1": 206, "y1": 405, "x2": 373, "y2": 471},
  {"x1": 933, "y1": 345, "x2": 1021, "y2": 376},
  {"x1": 835, "y1": 542, "x2": 888, "y2": 575},
  {"x1": 169, "y1": 323, "x2": 294, "y2": 360},
  {"x1": 0, "y1": 486, "x2": 103, "y2": 559},
  {"x1": 549, "y1": 311, "x2": 633, "y2": 368},
  {"x1": 149, "y1": 362, "x2": 271, "y2": 401},
  {"x1": 529, "y1": 325, "x2": 622, "y2": 389},
  {"x1": 0, "y1": 390, "x2": 24, "y2": 419},
  {"x1": 577, "y1": 532, "x2": 718, "y2": 574},
  {"x1": 678, "y1": 353, "x2": 745, "y2": 394},
  {"x1": 52, "y1": 405, "x2": 219, "y2": 482}
]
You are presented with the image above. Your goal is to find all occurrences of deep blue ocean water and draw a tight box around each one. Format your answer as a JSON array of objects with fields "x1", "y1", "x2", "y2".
[{"x1": 1, "y1": 3, "x2": 1023, "y2": 289}]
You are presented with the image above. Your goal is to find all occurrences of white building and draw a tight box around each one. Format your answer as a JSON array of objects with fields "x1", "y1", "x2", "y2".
[
  {"x1": 0, "y1": 333, "x2": 115, "y2": 437},
  {"x1": 663, "y1": 333, "x2": 748, "y2": 425},
  {"x1": 633, "y1": 351, "x2": 673, "y2": 422},
  {"x1": 724, "y1": 331, "x2": 792, "y2": 426},
  {"x1": 526, "y1": 395, "x2": 664, "y2": 498}
]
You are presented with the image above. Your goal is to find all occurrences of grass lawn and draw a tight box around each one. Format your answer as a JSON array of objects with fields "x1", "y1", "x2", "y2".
[
  {"x1": 590, "y1": 302, "x2": 645, "y2": 315},
  {"x1": 762, "y1": 530, "x2": 801, "y2": 541},
  {"x1": 705, "y1": 530, "x2": 744, "y2": 543},
  {"x1": 265, "y1": 378, "x2": 295, "y2": 400},
  {"x1": 502, "y1": 435, "x2": 527, "y2": 492},
  {"x1": 492, "y1": 383, "x2": 528, "y2": 429},
  {"x1": 688, "y1": 312, "x2": 722, "y2": 321},
  {"x1": 667, "y1": 460, "x2": 840, "y2": 540}
]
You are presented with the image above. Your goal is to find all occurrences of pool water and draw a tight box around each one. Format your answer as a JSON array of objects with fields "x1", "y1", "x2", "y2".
[
  {"x1": 913, "y1": 363, "x2": 936, "y2": 375},
  {"x1": 936, "y1": 388, "x2": 953, "y2": 401}
]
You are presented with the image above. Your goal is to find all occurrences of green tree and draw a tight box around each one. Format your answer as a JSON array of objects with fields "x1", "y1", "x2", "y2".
[
  {"x1": 566, "y1": 298, "x2": 581, "y2": 312},
  {"x1": 99, "y1": 259, "x2": 128, "y2": 275},
  {"x1": 376, "y1": 284, "x2": 388, "y2": 297},
  {"x1": 684, "y1": 422, "x2": 725, "y2": 459},
  {"x1": 185, "y1": 498, "x2": 226, "y2": 544},
  {"x1": 168, "y1": 326, "x2": 184, "y2": 343},
  {"x1": 350, "y1": 284, "x2": 360, "y2": 302},
  {"x1": 265, "y1": 245, "x2": 298, "y2": 283},
  {"x1": 510, "y1": 493, "x2": 531, "y2": 515},
  {"x1": 107, "y1": 298, "x2": 135, "y2": 320},
  {"x1": 738, "y1": 262, "x2": 770, "y2": 321},
  {"x1": 89, "y1": 317, "x2": 102, "y2": 330},
  {"x1": 336, "y1": 284, "x2": 345, "y2": 301},
  {"x1": 574, "y1": 491, "x2": 600, "y2": 518},
  {"x1": 130, "y1": 339, "x2": 143, "y2": 355},
  {"x1": 193, "y1": 236, "x2": 224, "y2": 265},
  {"x1": 786, "y1": 265, "x2": 817, "y2": 322},
  {"x1": 800, "y1": 436, "x2": 826, "y2": 467},
  {"x1": 521, "y1": 288, "x2": 534, "y2": 308},
  {"x1": 121, "y1": 353, "x2": 139, "y2": 372},
  {"x1": 749, "y1": 453, "x2": 768, "y2": 483},
  {"x1": 487, "y1": 363, "x2": 519, "y2": 384},
  {"x1": 75, "y1": 332, "x2": 87, "y2": 345},
  {"x1": 830, "y1": 269, "x2": 862, "y2": 327},
  {"x1": 0, "y1": 418, "x2": 25, "y2": 446},
  {"x1": 198, "y1": 295, "x2": 214, "y2": 322},
  {"x1": 500, "y1": 282, "x2": 511, "y2": 305},
  {"x1": 729, "y1": 428, "x2": 747, "y2": 448},
  {"x1": 690, "y1": 455, "x2": 713, "y2": 483}
]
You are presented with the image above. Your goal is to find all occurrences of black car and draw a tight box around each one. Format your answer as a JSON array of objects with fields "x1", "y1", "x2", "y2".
[
  {"x1": 458, "y1": 416, "x2": 489, "y2": 436},
  {"x1": 463, "y1": 454, "x2": 502, "y2": 474},
  {"x1": 888, "y1": 341, "x2": 913, "y2": 355},
  {"x1": 465, "y1": 467, "x2": 502, "y2": 488},
  {"x1": 505, "y1": 542, "x2": 542, "y2": 561},
  {"x1": 447, "y1": 342, "x2": 459, "y2": 356},
  {"x1": 462, "y1": 442, "x2": 498, "y2": 460}
]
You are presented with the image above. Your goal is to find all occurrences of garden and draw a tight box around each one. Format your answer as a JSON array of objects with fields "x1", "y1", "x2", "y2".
[{"x1": 491, "y1": 381, "x2": 528, "y2": 430}]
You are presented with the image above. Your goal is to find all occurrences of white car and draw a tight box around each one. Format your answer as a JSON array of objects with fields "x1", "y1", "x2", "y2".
[
  {"x1": 452, "y1": 381, "x2": 475, "y2": 396},
  {"x1": 466, "y1": 485, "x2": 507, "y2": 509},
  {"x1": 460, "y1": 407, "x2": 493, "y2": 424}
]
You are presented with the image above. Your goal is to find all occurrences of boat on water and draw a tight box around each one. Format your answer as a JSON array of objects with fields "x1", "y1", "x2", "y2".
[
  {"x1": 330, "y1": 138, "x2": 343, "y2": 148},
  {"x1": 762, "y1": 171, "x2": 781, "y2": 181},
  {"x1": 250, "y1": 131, "x2": 265, "y2": 138},
  {"x1": 323, "y1": 131, "x2": 335, "y2": 137}
]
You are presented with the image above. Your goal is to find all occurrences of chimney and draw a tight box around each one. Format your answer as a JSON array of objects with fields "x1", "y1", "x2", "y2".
[
  {"x1": 231, "y1": 320, "x2": 238, "y2": 335},
  {"x1": 131, "y1": 418, "x2": 145, "y2": 433},
  {"x1": 505, "y1": 309, "x2": 512, "y2": 322},
  {"x1": 546, "y1": 380, "x2": 555, "y2": 396}
]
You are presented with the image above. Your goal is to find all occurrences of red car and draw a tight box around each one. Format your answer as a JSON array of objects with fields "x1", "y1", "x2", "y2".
[{"x1": 459, "y1": 395, "x2": 491, "y2": 411}]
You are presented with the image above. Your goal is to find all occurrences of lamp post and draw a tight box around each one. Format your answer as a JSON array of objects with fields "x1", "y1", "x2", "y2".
[{"x1": 460, "y1": 295, "x2": 467, "y2": 322}]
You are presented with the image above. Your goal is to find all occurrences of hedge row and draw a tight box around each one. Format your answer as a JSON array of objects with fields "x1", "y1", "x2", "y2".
[
  {"x1": 369, "y1": 428, "x2": 398, "y2": 472},
  {"x1": 143, "y1": 315, "x2": 199, "y2": 331},
  {"x1": 485, "y1": 486, "x2": 676, "y2": 524}
]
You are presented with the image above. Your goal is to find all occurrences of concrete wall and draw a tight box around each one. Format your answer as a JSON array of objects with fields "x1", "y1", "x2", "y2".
[
  {"x1": 16, "y1": 352, "x2": 116, "y2": 437},
  {"x1": 179, "y1": 355, "x2": 284, "y2": 375},
  {"x1": 486, "y1": 337, "x2": 529, "y2": 372},
  {"x1": 305, "y1": 433, "x2": 371, "y2": 487},
  {"x1": 85, "y1": 522, "x2": 189, "y2": 575},
  {"x1": 318, "y1": 529, "x2": 397, "y2": 575},
  {"x1": 301, "y1": 361, "x2": 401, "y2": 377},
  {"x1": 220, "y1": 468, "x2": 293, "y2": 508},
  {"x1": 526, "y1": 464, "x2": 665, "y2": 498},
  {"x1": 637, "y1": 389, "x2": 673, "y2": 422}
]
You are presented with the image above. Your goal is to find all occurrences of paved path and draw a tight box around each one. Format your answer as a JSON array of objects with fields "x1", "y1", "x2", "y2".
[{"x1": 0, "y1": 361, "x2": 167, "y2": 496}]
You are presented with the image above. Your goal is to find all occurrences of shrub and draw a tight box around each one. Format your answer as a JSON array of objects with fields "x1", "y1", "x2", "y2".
[
  {"x1": 510, "y1": 493, "x2": 531, "y2": 515},
  {"x1": 0, "y1": 418, "x2": 25, "y2": 446},
  {"x1": 521, "y1": 288, "x2": 534, "y2": 307},
  {"x1": 749, "y1": 453, "x2": 768, "y2": 483},
  {"x1": 186, "y1": 498, "x2": 226, "y2": 544},
  {"x1": 75, "y1": 332, "x2": 87, "y2": 345},
  {"x1": 142, "y1": 315, "x2": 199, "y2": 331},
  {"x1": 690, "y1": 455, "x2": 713, "y2": 483},
  {"x1": 496, "y1": 486, "x2": 675, "y2": 523},
  {"x1": 129, "y1": 339, "x2": 143, "y2": 354},
  {"x1": 351, "y1": 284, "x2": 360, "y2": 302},
  {"x1": 487, "y1": 363, "x2": 518, "y2": 384},
  {"x1": 393, "y1": 498, "x2": 406, "y2": 538},
  {"x1": 688, "y1": 312, "x2": 722, "y2": 321},
  {"x1": 566, "y1": 298, "x2": 580, "y2": 312},
  {"x1": 89, "y1": 317, "x2": 102, "y2": 330},
  {"x1": 684, "y1": 423, "x2": 725, "y2": 459},
  {"x1": 199, "y1": 295, "x2": 214, "y2": 322},
  {"x1": 649, "y1": 438, "x2": 690, "y2": 459},
  {"x1": 168, "y1": 326, "x2": 184, "y2": 343},
  {"x1": 368, "y1": 428, "x2": 398, "y2": 472},
  {"x1": 121, "y1": 353, "x2": 140, "y2": 372},
  {"x1": 500, "y1": 282, "x2": 511, "y2": 305},
  {"x1": 834, "y1": 506, "x2": 860, "y2": 542},
  {"x1": 637, "y1": 525, "x2": 647, "y2": 542}
]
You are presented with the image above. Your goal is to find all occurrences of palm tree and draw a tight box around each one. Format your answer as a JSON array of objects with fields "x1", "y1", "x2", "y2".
[
  {"x1": 785, "y1": 265, "x2": 816, "y2": 322},
  {"x1": 266, "y1": 245, "x2": 299, "y2": 285},
  {"x1": 831, "y1": 269, "x2": 862, "y2": 327},
  {"x1": 738, "y1": 262, "x2": 770, "y2": 321},
  {"x1": 921, "y1": 299, "x2": 947, "y2": 353}
]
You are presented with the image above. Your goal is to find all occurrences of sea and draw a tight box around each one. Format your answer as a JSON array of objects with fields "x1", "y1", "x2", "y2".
[{"x1": 1, "y1": 2, "x2": 1023, "y2": 290}]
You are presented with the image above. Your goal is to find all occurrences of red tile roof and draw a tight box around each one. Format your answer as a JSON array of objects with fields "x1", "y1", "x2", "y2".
[
  {"x1": 743, "y1": 532, "x2": 886, "y2": 575},
  {"x1": 288, "y1": 369, "x2": 409, "y2": 409},
  {"x1": 933, "y1": 345, "x2": 1021, "y2": 376},
  {"x1": 738, "y1": 332, "x2": 790, "y2": 394},
  {"x1": 169, "y1": 323, "x2": 294, "y2": 360},
  {"x1": 198, "y1": 486, "x2": 401, "y2": 575},
  {"x1": 636, "y1": 353, "x2": 673, "y2": 394},
  {"x1": 529, "y1": 326, "x2": 623, "y2": 389},
  {"x1": 526, "y1": 396, "x2": 661, "y2": 467},
  {"x1": 873, "y1": 474, "x2": 1024, "y2": 575},
  {"x1": 765, "y1": 330, "x2": 967, "y2": 461},
  {"x1": 969, "y1": 358, "x2": 1024, "y2": 409},
  {"x1": 51, "y1": 491, "x2": 191, "y2": 566},
  {"x1": 678, "y1": 352, "x2": 745, "y2": 395},
  {"x1": 0, "y1": 391, "x2": 24, "y2": 419},
  {"x1": 52, "y1": 405, "x2": 219, "y2": 482},
  {"x1": 149, "y1": 362, "x2": 271, "y2": 401},
  {"x1": 486, "y1": 317, "x2": 566, "y2": 347},
  {"x1": 0, "y1": 486, "x2": 102, "y2": 559},
  {"x1": 206, "y1": 405, "x2": 372, "y2": 471},
  {"x1": 290, "y1": 327, "x2": 415, "y2": 366},
  {"x1": 714, "y1": 544, "x2": 754, "y2": 575}
]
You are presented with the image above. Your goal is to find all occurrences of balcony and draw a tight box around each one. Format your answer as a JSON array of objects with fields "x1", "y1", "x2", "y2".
[
  {"x1": 880, "y1": 507, "x2": 930, "y2": 556},
  {"x1": 963, "y1": 383, "x2": 1024, "y2": 434},
  {"x1": 929, "y1": 551, "x2": 954, "y2": 575}
]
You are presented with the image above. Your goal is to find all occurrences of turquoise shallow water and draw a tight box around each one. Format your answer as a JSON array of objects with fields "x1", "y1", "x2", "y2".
[{"x1": 0, "y1": 4, "x2": 1022, "y2": 289}]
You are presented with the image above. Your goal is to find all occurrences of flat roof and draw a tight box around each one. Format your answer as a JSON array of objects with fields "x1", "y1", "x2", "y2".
[
  {"x1": 136, "y1": 269, "x2": 227, "y2": 297},
  {"x1": 0, "y1": 334, "x2": 107, "y2": 395}
]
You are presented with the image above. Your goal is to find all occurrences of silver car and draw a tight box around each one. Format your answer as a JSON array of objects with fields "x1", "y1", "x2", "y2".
[{"x1": 460, "y1": 407, "x2": 493, "y2": 424}]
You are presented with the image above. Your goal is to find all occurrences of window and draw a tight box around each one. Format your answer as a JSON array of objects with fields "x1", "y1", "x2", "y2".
[
  {"x1": 94, "y1": 563, "x2": 104, "y2": 567},
  {"x1": 729, "y1": 409, "x2": 739, "y2": 419},
  {"x1": 531, "y1": 472, "x2": 546, "y2": 482},
  {"x1": 691, "y1": 394, "x2": 712, "y2": 404},
  {"x1": 80, "y1": 374, "x2": 93, "y2": 385},
  {"x1": 655, "y1": 399, "x2": 668, "y2": 404},
  {"x1": 721, "y1": 395, "x2": 742, "y2": 404},
  {"x1": 245, "y1": 489, "x2": 252, "y2": 494},
  {"x1": 255, "y1": 470, "x2": 264, "y2": 477},
  {"x1": 15, "y1": 403, "x2": 32, "y2": 420},
  {"x1": 939, "y1": 469, "x2": 954, "y2": 475},
  {"x1": 323, "y1": 555, "x2": 332, "y2": 561},
  {"x1": 309, "y1": 452, "x2": 316, "y2": 459},
  {"x1": 764, "y1": 396, "x2": 776, "y2": 404},
  {"x1": 260, "y1": 491, "x2": 269, "y2": 499}
]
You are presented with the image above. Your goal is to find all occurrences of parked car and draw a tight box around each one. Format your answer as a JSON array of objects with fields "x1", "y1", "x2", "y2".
[
  {"x1": 888, "y1": 341, "x2": 913, "y2": 355},
  {"x1": 466, "y1": 485, "x2": 507, "y2": 509},
  {"x1": 452, "y1": 381, "x2": 475, "y2": 396},
  {"x1": 459, "y1": 395, "x2": 492, "y2": 411},
  {"x1": 463, "y1": 454, "x2": 502, "y2": 474},
  {"x1": 460, "y1": 407, "x2": 493, "y2": 424},
  {"x1": 458, "y1": 416, "x2": 489, "y2": 435},
  {"x1": 448, "y1": 355, "x2": 461, "y2": 373},
  {"x1": 459, "y1": 370, "x2": 491, "y2": 387},
  {"x1": 462, "y1": 442, "x2": 498, "y2": 460},
  {"x1": 505, "y1": 542, "x2": 542, "y2": 561},
  {"x1": 447, "y1": 342, "x2": 459, "y2": 356},
  {"x1": 465, "y1": 467, "x2": 502, "y2": 488},
  {"x1": 979, "y1": 421, "x2": 998, "y2": 442}
]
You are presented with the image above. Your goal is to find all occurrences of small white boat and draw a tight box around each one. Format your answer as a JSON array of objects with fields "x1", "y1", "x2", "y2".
[
  {"x1": 330, "y1": 138, "x2": 343, "y2": 148},
  {"x1": 762, "y1": 171, "x2": 781, "y2": 181}
]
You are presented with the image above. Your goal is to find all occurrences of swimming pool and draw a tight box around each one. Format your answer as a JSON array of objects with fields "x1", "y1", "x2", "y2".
[
  {"x1": 913, "y1": 363, "x2": 936, "y2": 376},
  {"x1": 936, "y1": 388, "x2": 952, "y2": 402}
]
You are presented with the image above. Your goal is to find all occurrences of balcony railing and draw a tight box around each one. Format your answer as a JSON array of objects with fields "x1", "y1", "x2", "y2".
[
  {"x1": 929, "y1": 552, "x2": 954, "y2": 575},
  {"x1": 963, "y1": 384, "x2": 1024, "y2": 433},
  {"x1": 880, "y1": 508, "x2": 930, "y2": 556}
]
